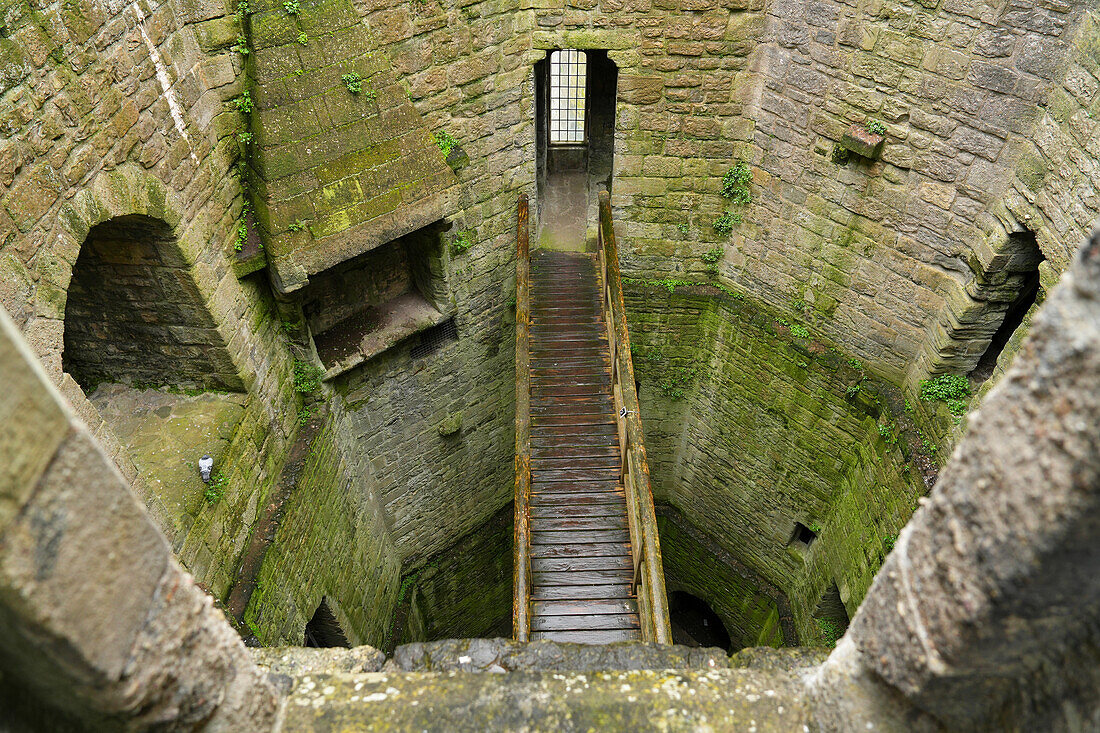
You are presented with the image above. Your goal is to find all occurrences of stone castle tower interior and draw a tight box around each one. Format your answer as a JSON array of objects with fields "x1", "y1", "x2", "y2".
[{"x1": 1, "y1": 0, "x2": 1099, "y2": 729}]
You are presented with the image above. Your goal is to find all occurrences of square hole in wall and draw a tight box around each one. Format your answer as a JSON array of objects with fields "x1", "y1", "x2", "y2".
[
  {"x1": 302, "y1": 221, "x2": 451, "y2": 377},
  {"x1": 790, "y1": 522, "x2": 818, "y2": 548}
]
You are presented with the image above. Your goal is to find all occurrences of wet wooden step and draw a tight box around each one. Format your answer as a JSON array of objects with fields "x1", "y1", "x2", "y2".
[
  {"x1": 531, "y1": 529, "x2": 631, "y2": 545},
  {"x1": 532, "y1": 555, "x2": 632, "y2": 573},
  {"x1": 529, "y1": 491, "x2": 627, "y2": 506},
  {"x1": 532, "y1": 569, "x2": 635, "y2": 586},
  {"x1": 526, "y1": 515, "x2": 628, "y2": 531},
  {"x1": 529, "y1": 543, "x2": 632, "y2": 559},
  {"x1": 532, "y1": 629, "x2": 641, "y2": 643},
  {"x1": 530, "y1": 584, "x2": 634, "y2": 601}
]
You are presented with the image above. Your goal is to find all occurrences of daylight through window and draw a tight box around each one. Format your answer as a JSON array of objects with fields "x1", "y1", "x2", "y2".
[{"x1": 549, "y1": 50, "x2": 586, "y2": 144}]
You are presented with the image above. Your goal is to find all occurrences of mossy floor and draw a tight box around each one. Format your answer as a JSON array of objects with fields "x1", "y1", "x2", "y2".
[{"x1": 90, "y1": 383, "x2": 247, "y2": 524}]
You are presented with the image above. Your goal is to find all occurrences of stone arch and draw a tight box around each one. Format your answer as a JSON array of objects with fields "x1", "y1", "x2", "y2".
[
  {"x1": 62, "y1": 214, "x2": 242, "y2": 392},
  {"x1": 31, "y1": 166, "x2": 246, "y2": 392},
  {"x1": 910, "y1": 221, "x2": 1048, "y2": 385}
]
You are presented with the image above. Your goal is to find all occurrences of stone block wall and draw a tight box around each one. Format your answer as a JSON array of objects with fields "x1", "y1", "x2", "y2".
[
  {"x1": 246, "y1": 414, "x2": 401, "y2": 647},
  {"x1": 658, "y1": 510, "x2": 788, "y2": 649},
  {"x1": 625, "y1": 282, "x2": 925, "y2": 640},
  {"x1": 395, "y1": 504, "x2": 514, "y2": 646},
  {"x1": 245, "y1": 0, "x2": 459, "y2": 290},
  {"x1": 0, "y1": 0, "x2": 306, "y2": 600}
]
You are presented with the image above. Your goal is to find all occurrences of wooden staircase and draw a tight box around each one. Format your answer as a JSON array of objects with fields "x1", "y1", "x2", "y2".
[
  {"x1": 526, "y1": 249, "x2": 641, "y2": 642},
  {"x1": 512, "y1": 192, "x2": 671, "y2": 645}
]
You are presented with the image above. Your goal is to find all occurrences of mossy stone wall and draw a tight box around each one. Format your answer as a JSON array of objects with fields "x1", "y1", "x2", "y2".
[
  {"x1": 625, "y1": 282, "x2": 925, "y2": 641},
  {"x1": 394, "y1": 504, "x2": 514, "y2": 647},
  {"x1": 245, "y1": 415, "x2": 401, "y2": 647}
]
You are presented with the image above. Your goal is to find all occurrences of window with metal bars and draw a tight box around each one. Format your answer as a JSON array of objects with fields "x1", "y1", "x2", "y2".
[
  {"x1": 549, "y1": 50, "x2": 586, "y2": 144},
  {"x1": 410, "y1": 317, "x2": 458, "y2": 359}
]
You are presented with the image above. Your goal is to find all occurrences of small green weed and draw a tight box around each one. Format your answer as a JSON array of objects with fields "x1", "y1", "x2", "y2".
[
  {"x1": 235, "y1": 91, "x2": 253, "y2": 114},
  {"x1": 237, "y1": 0, "x2": 251, "y2": 14},
  {"x1": 713, "y1": 212, "x2": 739, "y2": 234},
  {"x1": 451, "y1": 229, "x2": 474, "y2": 256},
  {"x1": 341, "y1": 73, "x2": 363, "y2": 93},
  {"x1": 283, "y1": 0, "x2": 299, "y2": 12},
  {"x1": 296, "y1": 31, "x2": 308, "y2": 45},
  {"x1": 919, "y1": 374, "x2": 970, "y2": 402},
  {"x1": 204, "y1": 471, "x2": 229, "y2": 505},
  {"x1": 817, "y1": 618, "x2": 845, "y2": 648},
  {"x1": 234, "y1": 35, "x2": 249, "y2": 55},
  {"x1": 293, "y1": 360, "x2": 324, "y2": 394},
  {"x1": 865, "y1": 119, "x2": 887, "y2": 136},
  {"x1": 237, "y1": 131, "x2": 253, "y2": 144},
  {"x1": 234, "y1": 220, "x2": 248, "y2": 251},
  {"x1": 677, "y1": 221, "x2": 690, "y2": 234},
  {"x1": 434, "y1": 130, "x2": 459, "y2": 157},
  {"x1": 721, "y1": 162, "x2": 752, "y2": 204},
  {"x1": 287, "y1": 219, "x2": 306, "y2": 232},
  {"x1": 883, "y1": 534, "x2": 897, "y2": 553}
]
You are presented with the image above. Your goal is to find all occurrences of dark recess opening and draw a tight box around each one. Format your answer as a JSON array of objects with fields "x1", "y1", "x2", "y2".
[
  {"x1": 813, "y1": 582, "x2": 850, "y2": 644},
  {"x1": 410, "y1": 317, "x2": 458, "y2": 359},
  {"x1": 969, "y1": 231, "x2": 1044, "y2": 383},
  {"x1": 668, "y1": 591, "x2": 731, "y2": 651},
  {"x1": 63, "y1": 215, "x2": 242, "y2": 393},
  {"x1": 304, "y1": 598, "x2": 349, "y2": 648},
  {"x1": 790, "y1": 522, "x2": 817, "y2": 547}
]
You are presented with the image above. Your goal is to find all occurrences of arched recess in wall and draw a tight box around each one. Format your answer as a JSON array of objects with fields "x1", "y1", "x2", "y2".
[
  {"x1": 40, "y1": 166, "x2": 247, "y2": 394},
  {"x1": 914, "y1": 226, "x2": 1045, "y2": 384},
  {"x1": 63, "y1": 214, "x2": 243, "y2": 392}
]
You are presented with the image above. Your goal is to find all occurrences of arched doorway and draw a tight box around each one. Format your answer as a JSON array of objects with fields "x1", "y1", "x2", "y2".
[
  {"x1": 62, "y1": 215, "x2": 242, "y2": 393},
  {"x1": 668, "y1": 590, "x2": 732, "y2": 651}
]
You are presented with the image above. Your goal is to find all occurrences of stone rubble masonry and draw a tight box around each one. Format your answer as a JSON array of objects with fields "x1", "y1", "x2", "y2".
[
  {"x1": 0, "y1": 305, "x2": 278, "y2": 731},
  {"x1": 626, "y1": 282, "x2": 924, "y2": 642},
  {"x1": 0, "y1": 0, "x2": 304, "y2": 600},
  {"x1": 812, "y1": 229, "x2": 1100, "y2": 731},
  {"x1": 246, "y1": 0, "x2": 459, "y2": 292},
  {"x1": 244, "y1": 412, "x2": 402, "y2": 648}
]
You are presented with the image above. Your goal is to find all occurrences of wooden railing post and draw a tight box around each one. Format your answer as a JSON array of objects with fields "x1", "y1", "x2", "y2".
[
  {"x1": 595, "y1": 190, "x2": 673, "y2": 644},
  {"x1": 513, "y1": 194, "x2": 532, "y2": 641}
]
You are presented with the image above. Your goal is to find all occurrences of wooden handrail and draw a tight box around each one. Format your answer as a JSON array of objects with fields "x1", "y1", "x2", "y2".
[
  {"x1": 596, "y1": 190, "x2": 673, "y2": 644},
  {"x1": 512, "y1": 193, "x2": 532, "y2": 641}
]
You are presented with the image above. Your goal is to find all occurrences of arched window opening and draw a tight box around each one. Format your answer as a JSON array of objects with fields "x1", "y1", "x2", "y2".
[
  {"x1": 668, "y1": 590, "x2": 732, "y2": 651},
  {"x1": 968, "y1": 231, "x2": 1044, "y2": 383},
  {"x1": 304, "y1": 598, "x2": 349, "y2": 648},
  {"x1": 62, "y1": 215, "x2": 242, "y2": 393},
  {"x1": 813, "y1": 582, "x2": 850, "y2": 647}
]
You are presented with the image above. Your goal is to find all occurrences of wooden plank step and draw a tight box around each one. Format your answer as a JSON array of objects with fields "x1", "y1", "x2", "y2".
[
  {"x1": 530, "y1": 584, "x2": 634, "y2": 601},
  {"x1": 532, "y1": 555, "x2": 632, "y2": 573},
  {"x1": 526, "y1": 515, "x2": 628, "y2": 531},
  {"x1": 529, "y1": 504, "x2": 626, "y2": 520},
  {"x1": 530, "y1": 422, "x2": 618, "y2": 437},
  {"x1": 529, "y1": 542, "x2": 632, "y2": 559},
  {"x1": 530, "y1": 467, "x2": 621, "y2": 481},
  {"x1": 530, "y1": 416, "x2": 617, "y2": 426},
  {"x1": 532, "y1": 599, "x2": 637, "y2": 616},
  {"x1": 530, "y1": 444, "x2": 619, "y2": 458},
  {"x1": 529, "y1": 492, "x2": 626, "y2": 506},
  {"x1": 530, "y1": 480, "x2": 623, "y2": 493},
  {"x1": 532, "y1": 569, "x2": 633, "y2": 586},
  {"x1": 531, "y1": 529, "x2": 631, "y2": 545},
  {"x1": 532, "y1": 620, "x2": 642, "y2": 638},
  {"x1": 531, "y1": 614, "x2": 639, "y2": 632}
]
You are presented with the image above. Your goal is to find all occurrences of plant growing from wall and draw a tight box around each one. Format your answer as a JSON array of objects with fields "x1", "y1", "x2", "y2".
[
  {"x1": 817, "y1": 618, "x2": 844, "y2": 647},
  {"x1": 204, "y1": 470, "x2": 229, "y2": 505},
  {"x1": 701, "y1": 246, "x2": 723, "y2": 274},
  {"x1": 864, "y1": 119, "x2": 887, "y2": 136},
  {"x1": 434, "y1": 130, "x2": 459, "y2": 158},
  {"x1": 721, "y1": 162, "x2": 753, "y2": 204},
  {"x1": 451, "y1": 229, "x2": 474, "y2": 256},
  {"x1": 293, "y1": 360, "x2": 324, "y2": 394},
  {"x1": 234, "y1": 90, "x2": 254, "y2": 114},
  {"x1": 713, "y1": 212, "x2": 739, "y2": 235},
  {"x1": 283, "y1": 0, "x2": 300, "y2": 13},
  {"x1": 341, "y1": 73, "x2": 363, "y2": 93},
  {"x1": 296, "y1": 31, "x2": 308, "y2": 45},
  {"x1": 234, "y1": 35, "x2": 249, "y2": 55},
  {"x1": 919, "y1": 374, "x2": 970, "y2": 403}
]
